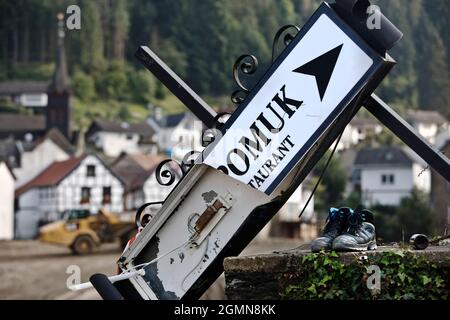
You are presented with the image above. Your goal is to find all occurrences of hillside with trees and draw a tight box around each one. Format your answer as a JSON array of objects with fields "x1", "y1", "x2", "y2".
[{"x1": 1, "y1": 0, "x2": 449, "y2": 129}]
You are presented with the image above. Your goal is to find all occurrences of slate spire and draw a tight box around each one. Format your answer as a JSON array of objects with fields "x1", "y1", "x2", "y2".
[{"x1": 49, "y1": 13, "x2": 69, "y2": 93}]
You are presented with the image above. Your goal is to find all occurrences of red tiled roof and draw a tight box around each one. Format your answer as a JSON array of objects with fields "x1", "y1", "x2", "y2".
[{"x1": 15, "y1": 154, "x2": 87, "y2": 196}]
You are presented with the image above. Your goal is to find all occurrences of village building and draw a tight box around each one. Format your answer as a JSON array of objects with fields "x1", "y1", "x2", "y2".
[
  {"x1": 0, "y1": 160, "x2": 15, "y2": 240},
  {"x1": 0, "y1": 113, "x2": 47, "y2": 140},
  {"x1": 338, "y1": 115, "x2": 383, "y2": 151},
  {"x1": 0, "y1": 81, "x2": 49, "y2": 109},
  {"x1": 147, "y1": 110, "x2": 203, "y2": 160},
  {"x1": 406, "y1": 110, "x2": 448, "y2": 145},
  {"x1": 111, "y1": 153, "x2": 179, "y2": 211},
  {"x1": 86, "y1": 120, "x2": 157, "y2": 157},
  {"x1": 13, "y1": 128, "x2": 74, "y2": 187},
  {"x1": 14, "y1": 153, "x2": 125, "y2": 239},
  {"x1": 353, "y1": 146, "x2": 430, "y2": 207}
]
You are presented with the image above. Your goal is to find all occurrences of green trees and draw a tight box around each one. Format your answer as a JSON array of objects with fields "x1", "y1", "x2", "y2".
[
  {"x1": 373, "y1": 189, "x2": 435, "y2": 243},
  {"x1": 0, "y1": 0, "x2": 449, "y2": 119},
  {"x1": 313, "y1": 151, "x2": 348, "y2": 212}
]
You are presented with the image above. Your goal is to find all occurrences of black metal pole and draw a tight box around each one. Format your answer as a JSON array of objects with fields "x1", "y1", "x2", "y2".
[
  {"x1": 365, "y1": 94, "x2": 450, "y2": 182},
  {"x1": 135, "y1": 46, "x2": 217, "y2": 128},
  {"x1": 89, "y1": 273, "x2": 124, "y2": 300}
]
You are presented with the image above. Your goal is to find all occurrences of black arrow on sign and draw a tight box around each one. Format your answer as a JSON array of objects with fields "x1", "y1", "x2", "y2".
[{"x1": 293, "y1": 44, "x2": 343, "y2": 101}]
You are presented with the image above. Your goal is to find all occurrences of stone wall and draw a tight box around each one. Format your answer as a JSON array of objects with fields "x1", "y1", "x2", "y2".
[{"x1": 224, "y1": 246, "x2": 450, "y2": 300}]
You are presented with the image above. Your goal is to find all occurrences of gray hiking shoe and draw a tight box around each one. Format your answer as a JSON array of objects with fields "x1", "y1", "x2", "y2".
[
  {"x1": 332, "y1": 207, "x2": 377, "y2": 252},
  {"x1": 311, "y1": 207, "x2": 351, "y2": 252}
]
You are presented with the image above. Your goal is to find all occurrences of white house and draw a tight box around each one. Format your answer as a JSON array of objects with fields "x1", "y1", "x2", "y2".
[
  {"x1": 147, "y1": 111, "x2": 204, "y2": 160},
  {"x1": 15, "y1": 153, "x2": 125, "y2": 239},
  {"x1": 0, "y1": 161, "x2": 15, "y2": 240},
  {"x1": 353, "y1": 146, "x2": 430, "y2": 207},
  {"x1": 86, "y1": 120, "x2": 157, "y2": 157},
  {"x1": 338, "y1": 115, "x2": 383, "y2": 151},
  {"x1": 0, "y1": 81, "x2": 49, "y2": 109},
  {"x1": 112, "y1": 154, "x2": 180, "y2": 211},
  {"x1": 13, "y1": 128, "x2": 73, "y2": 187},
  {"x1": 406, "y1": 110, "x2": 448, "y2": 145}
]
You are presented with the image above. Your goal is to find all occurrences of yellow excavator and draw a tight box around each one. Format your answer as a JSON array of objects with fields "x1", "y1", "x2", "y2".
[{"x1": 39, "y1": 209, "x2": 137, "y2": 255}]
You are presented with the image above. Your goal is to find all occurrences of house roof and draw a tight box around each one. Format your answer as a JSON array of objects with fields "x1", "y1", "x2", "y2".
[
  {"x1": 37, "y1": 128, "x2": 75, "y2": 155},
  {"x1": 354, "y1": 146, "x2": 413, "y2": 167},
  {"x1": 112, "y1": 154, "x2": 166, "y2": 192},
  {"x1": 15, "y1": 153, "x2": 125, "y2": 196},
  {"x1": 88, "y1": 120, "x2": 155, "y2": 138},
  {"x1": 0, "y1": 138, "x2": 18, "y2": 158},
  {"x1": 349, "y1": 115, "x2": 379, "y2": 127},
  {"x1": 407, "y1": 110, "x2": 447, "y2": 126},
  {"x1": 0, "y1": 81, "x2": 49, "y2": 95},
  {"x1": 0, "y1": 113, "x2": 46, "y2": 133},
  {"x1": 15, "y1": 154, "x2": 86, "y2": 196},
  {"x1": 0, "y1": 138, "x2": 20, "y2": 168},
  {"x1": 152, "y1": 113, "x2": 185, "y2": 128}
]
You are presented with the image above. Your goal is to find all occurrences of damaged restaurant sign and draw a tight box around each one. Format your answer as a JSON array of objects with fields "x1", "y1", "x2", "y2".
[{"x1": 203, "y1": 11, "x2": 378, "y2": 195}]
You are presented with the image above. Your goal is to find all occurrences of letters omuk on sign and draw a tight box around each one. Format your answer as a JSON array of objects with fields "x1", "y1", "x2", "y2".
[{"x1": 203, "y1": 11, "x2": 382, "y2": 195}]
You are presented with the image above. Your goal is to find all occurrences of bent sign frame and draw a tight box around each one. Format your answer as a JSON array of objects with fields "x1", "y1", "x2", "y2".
[{"x1": 118, "y1": 2, "x2": 396, "y2": 300}]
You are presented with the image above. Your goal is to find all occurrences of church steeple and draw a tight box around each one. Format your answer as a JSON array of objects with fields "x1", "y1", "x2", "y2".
[
  {"x1": 49, "y1": 12, "x2": 69, "y2": 93},
  {"x1": 46, "y1": 12, "x2": 72, "y2": 139}
]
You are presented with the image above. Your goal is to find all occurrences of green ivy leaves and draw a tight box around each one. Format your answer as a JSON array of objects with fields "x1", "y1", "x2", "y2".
[{"x1": 283, "y1": 250, "x2": 449, "y2": 300}]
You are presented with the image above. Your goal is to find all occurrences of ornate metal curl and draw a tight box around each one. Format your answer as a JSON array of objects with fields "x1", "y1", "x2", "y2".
[
  {"x1": 230, "y1": 25, "x2": 299, "y2": 105},
  {"x1": 272, "y1": 24, "x2": 300, "y2": 62},
  {"x1": 202, "y1": 112, "x2": 231, "y2": 147},
  {"x1": 135, "y1": 201, "x2": 164, "y2": 228},
  {"x1": 181, "y1": 150, "x2": 202, "y2": 173},
  {"x1": 231, "y1": 54, "x2": 259, "y2": 105},
  {"x1": 155, "y1": 159, "x2": 183, "y2": 186}
]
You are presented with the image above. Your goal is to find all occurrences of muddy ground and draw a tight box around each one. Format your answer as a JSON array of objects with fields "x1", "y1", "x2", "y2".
[{"x1": 0, "y1": 238, "x2": 302, "y2": 300}]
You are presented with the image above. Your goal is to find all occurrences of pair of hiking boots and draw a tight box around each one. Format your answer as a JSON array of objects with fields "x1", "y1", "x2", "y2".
[{"x1": 311, "y1": 206, "x2": 377, "y2": 253}]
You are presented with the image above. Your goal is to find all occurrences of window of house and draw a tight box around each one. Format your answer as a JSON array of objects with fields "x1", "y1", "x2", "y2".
[
  {"x1": 389, "y1": 174, "x2": 395, "y2": 184},
  {"x1": 102, "y1": 187, "x2": 111, "y2": 204},
  {"x1": 381, "y1": 174, "x2": 395, "y2": 185},
  {"x1": 80, "y1": 187, "x2": 91, "y2": 204},
  {"x1": 87, "y1": 165, "x2": 96, "y2": 177}
]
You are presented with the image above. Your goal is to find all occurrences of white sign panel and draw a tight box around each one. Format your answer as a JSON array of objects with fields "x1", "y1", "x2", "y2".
[{"x1": 203, "y1": 13, "x2": 376, "y2": 194}]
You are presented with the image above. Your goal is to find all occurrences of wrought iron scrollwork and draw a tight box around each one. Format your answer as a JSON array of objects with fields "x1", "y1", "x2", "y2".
[
  {"x1": 272, "y1": 24, "x2": 300, "y2": 62},
  {"x1": 231, "y1": 54, "x2": 259, "y2": 105},
  {"x1": 155, "y1": 150, "x2": 203, "y2": 188},
  {"x1": 233, "y1": 54, "x2": 259, "y2": 92},
  {"x1": 202, "y1": 112, "x2": 231, "y2": 147},
  {"x1": 155, "y1": 159, "x2": 183, "y2": 186},
  {"x1": 230, "y1": 25, "x2": 299, "y2": 106},
  {"x1": 181, "y1": 150, "x2": 201, "y2": 173},
  {"x1": 135, "y1": 201, "x2": 164, "y2": 229}
]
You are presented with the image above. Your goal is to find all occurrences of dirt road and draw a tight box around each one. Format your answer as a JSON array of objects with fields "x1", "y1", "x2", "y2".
[{"x1": 0, "y1": 238, "x2": 302, "y2": 300}]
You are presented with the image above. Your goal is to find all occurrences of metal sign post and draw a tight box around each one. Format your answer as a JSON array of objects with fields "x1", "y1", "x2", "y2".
[{"x1": 84, "y1": 0, "x2": 449, "y2": 300}]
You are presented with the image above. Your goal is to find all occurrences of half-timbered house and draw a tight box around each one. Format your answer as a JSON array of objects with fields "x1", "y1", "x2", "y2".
[{"x1": 15, "y1": 153, "x2": 125, "y2": 239}]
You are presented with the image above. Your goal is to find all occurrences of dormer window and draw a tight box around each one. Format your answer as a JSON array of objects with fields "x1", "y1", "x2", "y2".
[{"x1": 381, "y1": 174, "x2": 395, "y2": 185}]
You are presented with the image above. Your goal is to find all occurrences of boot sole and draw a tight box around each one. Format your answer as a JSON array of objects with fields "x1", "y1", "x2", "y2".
[{"x1": 333, "y1": 240, "x2": 377, "y2": 252}]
